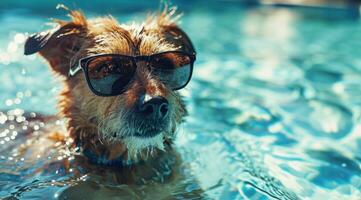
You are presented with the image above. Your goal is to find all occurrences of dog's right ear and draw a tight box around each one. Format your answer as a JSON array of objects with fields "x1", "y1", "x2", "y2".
[
  {"x1": 24, "y1": 10, "x2": 88, "y2": 76},
  {"x1": 24, "y1": 28, "x2": 59, "y2": 56}
]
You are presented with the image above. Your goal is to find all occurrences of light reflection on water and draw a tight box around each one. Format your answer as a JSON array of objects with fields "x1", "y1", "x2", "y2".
[{"x1": 0, "y1": 4, "x2": 361, "y2": 200}]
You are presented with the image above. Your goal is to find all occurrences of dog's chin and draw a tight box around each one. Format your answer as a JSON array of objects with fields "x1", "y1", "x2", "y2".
[{"x1": 122, "y1": 132, "x2": 165, "y2": 158}]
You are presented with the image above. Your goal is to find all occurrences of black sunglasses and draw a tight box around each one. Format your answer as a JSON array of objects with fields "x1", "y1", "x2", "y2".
[{"x1": 69, "y1": 51, "x2": 196, "y2": 96}]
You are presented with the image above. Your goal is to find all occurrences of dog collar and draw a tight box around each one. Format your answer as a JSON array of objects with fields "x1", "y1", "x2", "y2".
[
  {"x1": 82, "y1": 148, "x2": 133, "y2": 167},
  {"x1": 76, "y1": 142, "x2": 133, "y2": 167}
]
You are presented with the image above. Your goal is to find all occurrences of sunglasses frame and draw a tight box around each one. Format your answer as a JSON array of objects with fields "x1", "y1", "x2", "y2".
[{"x1": 69, "y1": 51, "x2": 196, "y2": 97}]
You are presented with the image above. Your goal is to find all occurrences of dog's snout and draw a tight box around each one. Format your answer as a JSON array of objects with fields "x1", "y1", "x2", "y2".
[{"x1": 139, "y1": 95, "x2": 169, "y2": 120}]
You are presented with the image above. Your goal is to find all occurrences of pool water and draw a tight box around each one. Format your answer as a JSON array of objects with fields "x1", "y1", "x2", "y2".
[{"x1": 1, "y1": 1, "x2": 361, "y2": 199}]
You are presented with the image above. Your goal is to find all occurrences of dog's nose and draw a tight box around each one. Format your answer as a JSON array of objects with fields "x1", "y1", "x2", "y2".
[{"x1": 139, "y1": 95, "x2": 169, "y2": 120}]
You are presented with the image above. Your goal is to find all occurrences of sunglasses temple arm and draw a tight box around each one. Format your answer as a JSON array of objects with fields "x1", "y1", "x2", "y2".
[{"x1": 69, "y1": 63, "x2": 82, "y2": 77}]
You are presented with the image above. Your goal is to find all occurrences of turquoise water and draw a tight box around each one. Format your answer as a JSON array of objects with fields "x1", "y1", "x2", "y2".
[{"x1": 1, "y1": 1, "x2": 361, "y2": 199}]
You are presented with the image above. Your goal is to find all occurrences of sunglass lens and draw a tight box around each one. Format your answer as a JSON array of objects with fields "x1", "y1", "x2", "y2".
[
  {"x1": 150, "y1": 52, "x2": 193, "y2": 90},
  {"x1": 86, "y1": 56, "x2": 135, "y2": 95}
]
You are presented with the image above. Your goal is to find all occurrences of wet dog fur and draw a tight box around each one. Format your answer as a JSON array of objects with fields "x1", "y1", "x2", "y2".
[{"x1": 24, "y1": 6, "x2": 195, "y2": 165}]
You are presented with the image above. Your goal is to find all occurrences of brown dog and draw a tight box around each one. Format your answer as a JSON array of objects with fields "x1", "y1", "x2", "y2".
[{"x1": 24, "y1": 7, "x2": 196, "y2": 168}]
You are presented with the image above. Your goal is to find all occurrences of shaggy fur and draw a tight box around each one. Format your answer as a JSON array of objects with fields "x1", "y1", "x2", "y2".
[{"x1": 25, "y1": 6, "x2": 194, "y2": 164}]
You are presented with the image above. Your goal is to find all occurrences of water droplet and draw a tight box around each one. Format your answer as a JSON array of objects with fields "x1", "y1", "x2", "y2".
[
  {"x1": 0, "y1": 131, "x2": 7, "y2": 137},
  {"x1": 12, "y1": 109, "x2": 24, "y2": 116},
  {"x1": 0, "y1": 114, "x2": 7, "y2": 124},
  {"x1": 14, "y1": 33, "x2": 26, "y2": 44},
  {"x1": 15, "y1": 117, "x2": 21, "y2": 123},
  {"x1": 30, "y1": 112, "x2": 36, "y2": 118},
  {"x1": 14, "y1": 98, "x2": 21, "y2": 105},
  {"x1": 5, "y1": 99, "x2": 13, "y2": 106}
]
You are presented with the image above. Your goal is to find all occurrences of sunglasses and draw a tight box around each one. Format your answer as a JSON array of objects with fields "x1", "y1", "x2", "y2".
[{"x1": 69, "y1": 51, "x2": 196, "y2": 96}]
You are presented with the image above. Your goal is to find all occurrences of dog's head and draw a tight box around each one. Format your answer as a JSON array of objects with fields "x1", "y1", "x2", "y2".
[{"x1": 24, "y1": 8, "x2": 195, "y2": 161}]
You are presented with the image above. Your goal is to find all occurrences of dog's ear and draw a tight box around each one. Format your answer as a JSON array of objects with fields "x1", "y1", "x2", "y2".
[
  {"x1": 162, "y1": 26, "x2": 195, "y2": 55},
  {"x1": 24, "y1": 10, "x2": 88, "y2": 75}
]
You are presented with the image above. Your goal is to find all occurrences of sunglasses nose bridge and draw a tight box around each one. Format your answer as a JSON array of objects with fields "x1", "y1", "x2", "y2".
[
  {"x1": 134, "y1": 56, "x2": 150, "y2": 67},
  {"x1": 133, "y1": 56, "x2": 150, "y2": 73}
]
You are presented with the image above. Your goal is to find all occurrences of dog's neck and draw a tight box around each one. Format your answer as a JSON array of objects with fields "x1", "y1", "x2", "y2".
[{"x1": 76, "y1": 131, "x2": 127, "y2": 165}]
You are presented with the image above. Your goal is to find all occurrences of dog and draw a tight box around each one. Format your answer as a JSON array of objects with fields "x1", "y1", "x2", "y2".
[
  {"x1": 24, "y1": 6, "x2": 195, "y2": 164},
  {"x1": 18, "y1": 6, "x2": 202, "y2": 198}
]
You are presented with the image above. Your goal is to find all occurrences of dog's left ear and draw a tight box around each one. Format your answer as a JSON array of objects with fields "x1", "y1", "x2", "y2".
[
  {"x1": 162, "y1": 25, "x2": 196, "y2": 55},
  {"x1": 24, "y1": 10, "x2": 88, "y2": 76}
]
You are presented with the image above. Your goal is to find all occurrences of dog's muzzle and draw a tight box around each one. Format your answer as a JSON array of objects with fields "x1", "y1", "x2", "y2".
[{"x1": 132, "y1": 95, "x2": 170, "y2": 138}]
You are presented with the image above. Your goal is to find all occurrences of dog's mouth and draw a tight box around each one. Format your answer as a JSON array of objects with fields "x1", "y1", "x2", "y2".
[
  {"x1": 133, "y1": 127, "x2": 163, "y2": 138},
  {"x1": 122, "y1": 130, "x2": 166, "y2": 158},
  {"x1": 100, "y1": 114, "x2": 171, "y2": 156}
]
